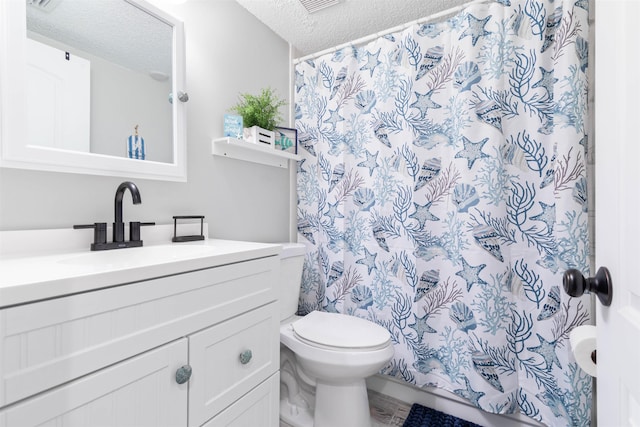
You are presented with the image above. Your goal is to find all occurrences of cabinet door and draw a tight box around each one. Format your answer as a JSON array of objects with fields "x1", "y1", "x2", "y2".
[
  {"x1": 200, "y1": 374, "x2": 279, "y2": 427},
  {"x1": 189, "y1": 303, "x2": 279, "y2": 427},
  {"x1": 0, "y1": 339, "x2": 188, "y2": 427}
]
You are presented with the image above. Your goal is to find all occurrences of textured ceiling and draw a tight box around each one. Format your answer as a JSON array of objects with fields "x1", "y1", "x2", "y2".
[
  {"x1": 26, "y1": 0, "x2": 473, "y2": 72},
  {"x1": 234, "y1": 0, "x2": 471, "y2": 58},
  {"x1": 27, "y1": 0, "x2": 173, "y2": 77}
]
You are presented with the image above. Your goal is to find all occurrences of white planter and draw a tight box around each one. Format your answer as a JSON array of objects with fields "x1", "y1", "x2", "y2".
[{"x1": 243, "y1": 126, "x2": 275, "y2": 148}]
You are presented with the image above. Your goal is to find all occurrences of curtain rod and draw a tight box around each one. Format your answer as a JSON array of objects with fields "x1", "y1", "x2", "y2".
[{"x1": 293, "y1": 0, "x2": 494, "y2": 64}]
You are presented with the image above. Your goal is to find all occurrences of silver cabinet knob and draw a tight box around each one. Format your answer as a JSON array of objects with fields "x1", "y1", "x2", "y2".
[
  {"x1": 177, "y1": 91, "x2": 189, "y2": 102},
  {"x1": 175, "y1": 364, "x2": 192, "y2": 384},
  {"x1": 169, "y1": 91, "x2": 189, "y2": 104},
  {"x1": 239, "y1": 350, "x2": 252, "y2": 365}
]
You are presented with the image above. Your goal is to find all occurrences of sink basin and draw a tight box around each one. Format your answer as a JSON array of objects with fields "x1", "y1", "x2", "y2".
[{"x1": 57, "y1": 244, "x2": 213, "y2": 268}]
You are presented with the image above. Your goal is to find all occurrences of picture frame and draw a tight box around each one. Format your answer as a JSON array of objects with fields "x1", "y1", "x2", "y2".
[
  {"x1": 274, "y1": 126, "x2": 298, "y2": 154},
  {"x1": 223, "y1": 114, "x2": 243, "y2": 139}
]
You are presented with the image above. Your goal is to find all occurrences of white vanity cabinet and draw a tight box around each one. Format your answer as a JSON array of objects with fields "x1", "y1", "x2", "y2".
[{"x1": 0, "y1": 246, "x2": 281, "y2": 427}]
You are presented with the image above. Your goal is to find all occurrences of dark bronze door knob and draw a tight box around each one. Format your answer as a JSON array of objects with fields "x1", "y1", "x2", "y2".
[{"x1": 563, "y1": 267, "x2": 612, "y2": 306}]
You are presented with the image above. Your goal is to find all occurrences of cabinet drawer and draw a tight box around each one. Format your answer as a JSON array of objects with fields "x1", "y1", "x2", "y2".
[
  {"x1": 200, "y1": 374, "x2": 279, "y2": 427},
  {"x1": 0, "y1": 339, "x2": 188, "y2": 427},
  {"x1": 0, "y1": 256, "x2": 277, "y2": 407},
  {"x1": 189, "y1": 303, "x2": 279, "y2": 427}
]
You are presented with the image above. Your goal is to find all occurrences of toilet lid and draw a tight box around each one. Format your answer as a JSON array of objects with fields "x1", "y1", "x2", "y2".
[{"x1": 292, "y1": 311, "x2": 390, "y2": 349}]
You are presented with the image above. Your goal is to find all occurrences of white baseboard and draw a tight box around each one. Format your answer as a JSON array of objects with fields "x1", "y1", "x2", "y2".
[{"x1": 366, "y1": 375, "x2": 544, "y2": 427}]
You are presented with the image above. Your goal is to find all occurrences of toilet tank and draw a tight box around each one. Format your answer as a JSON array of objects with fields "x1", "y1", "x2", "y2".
[{"x1": 279, "y1": 243, "x2": 306, "y2": 321}]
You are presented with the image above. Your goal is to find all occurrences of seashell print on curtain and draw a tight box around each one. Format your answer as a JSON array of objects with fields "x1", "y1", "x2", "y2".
[{"x1": 294, "y1": 0, "x2": 591, "y2": 425}]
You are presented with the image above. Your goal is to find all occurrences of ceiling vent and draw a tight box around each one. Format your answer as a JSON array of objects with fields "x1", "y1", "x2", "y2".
[
  {"x1": 26, "y1": 0, "x2": 62, "y2": 12},
  {"x1": 298, "y1": 0, "x2": 341, "y2": 14}
]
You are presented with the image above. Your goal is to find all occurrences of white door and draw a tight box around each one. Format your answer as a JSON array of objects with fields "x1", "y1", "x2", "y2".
[
  {"x1": 26, "y1": 38, "x2": 91, "y2": 152},
  {"x1": 595, "y1": 0, "x2": 640, "y2": 425}
]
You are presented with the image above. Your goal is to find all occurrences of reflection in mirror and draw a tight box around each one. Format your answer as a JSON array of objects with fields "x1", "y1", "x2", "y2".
[{"x1": 26, "y1": 0, "x2": 174, "y2": 163}]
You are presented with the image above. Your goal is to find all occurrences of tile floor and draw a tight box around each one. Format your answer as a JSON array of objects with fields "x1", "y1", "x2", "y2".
[
  {"x1": 369, "y1": 390, "x2": 412, "y2": 427},
  {"x1": 279, "y1": 390, "x2": 411, "y2": 427}
]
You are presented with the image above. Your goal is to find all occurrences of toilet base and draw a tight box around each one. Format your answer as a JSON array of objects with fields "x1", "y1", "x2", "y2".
[
  {"x1": 280, "y1": 345, "x2": 315, "y2": 427},
  {"x1": 279, "y1": 352, "x2": 374, "y2": 427},
  {"x1": 280, "y1": 397, "x2": 314, "y2": 427},
  {"x1": 280, "y1": 380, "x2": 373, "y2": 427},
  {"x1": 314, "y1": 378, "x2": 372, "y2": 427}
]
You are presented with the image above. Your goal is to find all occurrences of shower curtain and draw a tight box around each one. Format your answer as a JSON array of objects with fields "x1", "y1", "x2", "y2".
[{"x1": 294, "y1": 0, "x2": 590, "y2": 425}]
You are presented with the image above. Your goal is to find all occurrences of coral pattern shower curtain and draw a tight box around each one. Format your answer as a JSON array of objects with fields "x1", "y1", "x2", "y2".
[{"x1": 295, "y1": 0, "x2": 590, "y2": 425}]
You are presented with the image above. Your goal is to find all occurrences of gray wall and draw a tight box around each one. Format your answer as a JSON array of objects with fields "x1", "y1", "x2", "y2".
[{"x1": 0, "y1": 0, "x2": 292, "y2": 244}]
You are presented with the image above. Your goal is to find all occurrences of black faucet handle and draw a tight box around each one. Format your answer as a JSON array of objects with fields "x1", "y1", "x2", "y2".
[
  {"x1": 129, "y1": 221, "x2": 156, "y2": 242},
  {"x1": 73, "y1": 222, "x2": 108, "y2": 245}
]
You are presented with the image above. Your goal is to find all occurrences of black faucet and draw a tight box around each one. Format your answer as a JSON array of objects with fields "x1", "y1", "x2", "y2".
[
  {"x1": 113, "y1": 181, "x2": 141, "y2": 243},
  {"x1": 73, "y1": 181, "x2": 154, "y2": 251}
]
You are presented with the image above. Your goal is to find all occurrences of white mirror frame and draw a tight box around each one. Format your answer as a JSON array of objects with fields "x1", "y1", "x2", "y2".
[{"x1": 0, "y1": 0, "x2": 187, "y2": 182}]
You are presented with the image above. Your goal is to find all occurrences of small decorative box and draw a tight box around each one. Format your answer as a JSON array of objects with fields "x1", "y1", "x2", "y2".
[{"x1": 243, "y1": 126, "x2": 275, "y2": 148}]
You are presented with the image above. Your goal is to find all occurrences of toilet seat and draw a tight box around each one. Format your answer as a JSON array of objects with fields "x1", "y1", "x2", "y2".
[{"x1": 292, "y1": 311, "x2": 391, "y2": 351}]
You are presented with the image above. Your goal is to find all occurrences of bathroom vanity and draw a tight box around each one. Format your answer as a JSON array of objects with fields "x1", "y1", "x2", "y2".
[{"x1": 0, "y1": 238, "x2": 281, "y2": 426}]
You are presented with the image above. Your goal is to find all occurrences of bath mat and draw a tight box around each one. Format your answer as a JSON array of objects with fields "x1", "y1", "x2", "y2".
[{"x1": 402, "y1": 403, "x2": 484, "y2": 427}]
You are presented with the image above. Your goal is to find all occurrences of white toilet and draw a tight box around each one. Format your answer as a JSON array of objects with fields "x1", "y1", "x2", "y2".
[{"x1": 278, "y1": 243, "x2": 394, "y2": 427}]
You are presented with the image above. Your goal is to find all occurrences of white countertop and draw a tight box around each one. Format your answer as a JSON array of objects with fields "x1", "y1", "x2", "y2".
[{"x1": 0, "y1": 238, "x2": 281, "y2": 308}]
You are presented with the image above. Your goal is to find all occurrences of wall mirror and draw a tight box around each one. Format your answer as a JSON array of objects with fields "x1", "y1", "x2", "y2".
[{"x1": 0, "y1": 0, "x2": 187, "y2": 181}]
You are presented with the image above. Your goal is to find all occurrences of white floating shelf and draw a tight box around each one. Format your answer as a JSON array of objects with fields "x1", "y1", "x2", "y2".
[{"x1": 212, "y1": 137, "x2": 301, "y2": 168}]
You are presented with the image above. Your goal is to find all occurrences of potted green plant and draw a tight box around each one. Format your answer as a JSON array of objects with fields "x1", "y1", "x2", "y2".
[{"x1": 229, "y1": 88, "x2": 287, "y2": 147}]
